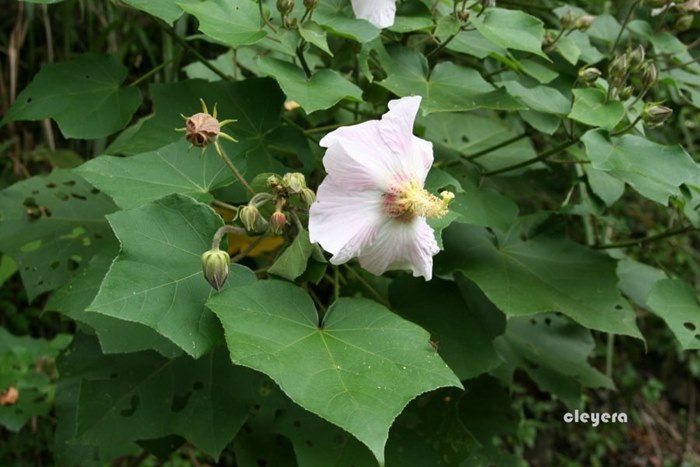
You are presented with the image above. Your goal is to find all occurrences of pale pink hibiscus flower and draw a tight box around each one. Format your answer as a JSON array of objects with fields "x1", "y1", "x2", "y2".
[
  {"x1": 309, "y1": 96, "x2": 453, "y2": 280},
  {"x1": 350, "y1": 0, "x2": 396, "y2": 29}
]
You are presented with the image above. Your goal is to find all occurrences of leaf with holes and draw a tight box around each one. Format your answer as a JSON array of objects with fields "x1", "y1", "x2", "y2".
[
  {"x1": 61, "y1": 335, "x2": 253, "y2": 457},
  {"x1": 436, "y1": 224, "x2": 642, "y2": 339},
  {"x1": 178, "y1": 0, "x2": 266, "y2": 47},
  {"x1": 646, "y1": 279, "x2": 700, "y2": 350},
  {"x1": 257, "y1": 57, "x2": 363, "y2": 113},
  {"x1": 2, "y1": 54, "x2": 142, "y2": 139},
  {"x1": 77, "y1": 141, "x2": 234, "y2": 209},
  {"x1": 494, "y1": 313, "x2": 614, "y2": 409},
  {"x1": 87, "y1": 194, "x2": 256, "y2": 357},
  {"x1": 207, "y1": 280, "x2": 462, "y2": 465},
  {"x1": 0, "y1": 170, "x2": 117, "y2": 300},
  {"x1": 380, "y1": 48, "x2": 522, "y2": 114}
]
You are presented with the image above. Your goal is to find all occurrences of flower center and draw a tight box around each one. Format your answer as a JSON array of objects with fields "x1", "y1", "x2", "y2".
[{"x1": 383, "y1": 179, "x2": 454, "y2": 221}]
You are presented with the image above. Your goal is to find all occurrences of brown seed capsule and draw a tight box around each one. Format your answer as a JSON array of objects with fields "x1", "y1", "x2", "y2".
[{"x1": 185, "y1": 112, "x2": 220, "y2": 147}]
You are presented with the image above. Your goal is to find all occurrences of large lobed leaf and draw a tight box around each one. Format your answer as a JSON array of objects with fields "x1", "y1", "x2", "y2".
[
  {"x1": 208, "y1": 280, "x2": 462, "y2": 464},
  {"x1": 2, "y1": 54, "x2": 141, "y2": 139},
  {"x1": 437, "y1": 224, "x2": 642, "y2": 339},
  {"x1": 87, "y1": 194, "x2": 256, "y2": 357}
]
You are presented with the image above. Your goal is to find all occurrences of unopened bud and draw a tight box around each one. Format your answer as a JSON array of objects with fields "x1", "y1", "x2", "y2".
[
  {"x1": 578, "y1": 66, "x2": 602, "y2": 83},
  {"x1": 300, "y1": 187, "x2": 316, "y2": 206},
  {"x1": 239, "y1": 205, "x2": 263, "y2": 231},
  {"x1": 561, "y1": 10, "x2": 576, "y2": 29},
  {"x1": 282, "y1": 172, "x2": 306, "y2": 193},
  {"x1": 640, "y1": 62, "x2": 658, "y2": 89},
  {"x1": 642, "y1": 103, "x2": 673, "y2": 127},
  {"x1": 270, "y1": 211, "x2": 287, "y2": 235},
  {"x1": 619, "y1": 86, "x2": 634, "y2": 100},
  {"x1": 457, "y1": 10, "x2": 470, "y2": 22},
  {"x1": 674, "y1": 14, "x2": 694, "y2": 32},
  {"x1": 277, "y1": 0, "x2": 294, "y2": 15},
  {"x1": 267, "y1": 175, "x2": 283, "y2": 190},
  {"x1": 201, "y1": 249, "x2": 230, "y2": 291},
  {"x1": 627, "y1": 45, "x2": 646, "y2": 71},
  {"x1": 303, "y1": 0, "x2": 319, "y2": 9},
  {"x1": 608, "y1": 54, "x2": 629, "y2": 83},
  {"x1": 0, "y1": 386, "x2": 19, "y2": 406},
  {"x1": 574, "y1": 15, "x2": 595, "y2": 31}
]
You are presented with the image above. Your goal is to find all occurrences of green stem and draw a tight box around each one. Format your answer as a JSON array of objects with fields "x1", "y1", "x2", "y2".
[
  {"x1": 610, "y1": 115, "x2": 642, "y2": 136},
  {"x1": 296, "y1": 42, "x2": 312, "y2": 77},
  {"x1": 214, "y1": 143, "x2": 256, "y2": 196},
  {"x1": 483, "y1": 138, "x2": 579, "y2": 177},
  {"x1": 211, "y1": 225, "x2": 246, "y2": 250},
  {"x1": 212, "y1": 199, "x2": 239, "y2": 215},
  {"x1": 594, "y1": 226, "x2": 696, "y2": 250},
  {"x1": 160, "y1": 25, "x2": 231, "y2": 81},
  {"x1": 441, "y1": 132, "x2": 529, "y2": 168},
  {"x1": 342, "y1": 265, "x2": 390, "y2": 308},
  {"x1": 231, "y1": 235, "x2": 267, "y2": 262},
  {"x1": 130, "y1": 59, "x2": 174, "y2": 87},
  {"x1": 611, "y1": 0, "x2": 641, "y2": 52},
  {"x1": 258, "y1": 0, "x2": 278, "y2": 32}
]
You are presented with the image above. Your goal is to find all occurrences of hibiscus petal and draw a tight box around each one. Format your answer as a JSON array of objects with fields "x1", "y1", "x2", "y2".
[
  {"x1": 350, "y1": 0, "x2": 396, "y2": 28},
  {"x1": 308, "y1": 178, "x2": 384, "y2": 259},
  {"x1": 358, "y1": 218, "x2": 439, "y2": 280}
]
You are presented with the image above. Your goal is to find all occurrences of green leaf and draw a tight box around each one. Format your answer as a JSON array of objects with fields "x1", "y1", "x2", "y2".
[
  {"x1": 502, "y1": 81, "x2": 571, "y2": 115},
  {"x1": 380, "y1": 48, "x2": 522, "y2": 114},
  {"x1": 437, "y1": 224, "x2": 643, "y2": 339},
  {"x1": 584, "y1": 163, "x2": 626, "y2": 207},
  {"x1": 568, "y1": 88, "x2": 625, "y2": 130},
  {"x1": 105, "y1": 79, "x2": 315, "y2": 178},
  {"x1": 314, "y1": 0, "x2": 380, "y2": 43},
  {"x1": 469, "y1": 8, "x2": 547, "y2": 59},
  {"x1": 46, "y1": 251, "x2": 182, "y2": 357},
  {"x1": 2, "y1": 54, "x2": 142, "y2": 139},
  {"x1": 208, "y1": 280, "x2": 462, "y2": 464},
  {"x1": 494, "y1": 313, "x2": 614, "y2": 409},
  {"x1": 178, "y1": 0, "x2": 267, "y2": 47},
  {"x1": 87, "y1": 194, "x2": 256, "y2": 357},
  {"x1": 554, "y1": 35, "x2": 581, "y2": 65},
  {"x1": 268, "y1": 230, "x2": 315, "y2": 281},
  {"x1": 257, "y1": 57, "x2": 363, "y2": 113},
  {"x1": 421, "y1": 112, "x2": 538, "y2": 174},
  {"x1": 581, "y1": 129, "x2": 700, "y2": 205},
  {"x1": 121, "y1": 0, "x2": 199, "y2": 24},
  {"x1": 617, "y1": 258, "x2": 667, "y2": 310},
  {"x1": 77, "y1": 141, "x2": 234, "y2": 210},
  {"x1": 646, "y1": 279, "x2": 700, "y2": 350},
  {"x1": 389, "y1": 0, "x2": 433, "y2": 33},
  {"x1": 0, "y1": 170, "x2": 117, "y2": 300},
  {"x1": 63, "y1": 335, "x2": 253, "y2": 457},
  {"x1": 299, "y1": 21, "x2": 333, "y2": 56},
  {"x1": 434, "y1": 15, "x2": 461, "y2": 39},
  {"x1": 389, "y1": 276, "x2": 504, "y2": 380},
  {"x1": 447, "y1": 29, "x2": 507, "y2": 59},
  {"x1": 0, "y1": 255, "x2": 17, "y2": 288}
]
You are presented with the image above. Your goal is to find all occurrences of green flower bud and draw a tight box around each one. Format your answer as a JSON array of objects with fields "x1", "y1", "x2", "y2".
[
  {"x1": 300, "y1": 187, "x2": 316, "y2": 206},
  {"x1": 642, "y1": 103, "x2": 673, "y2": 127},
  {"x1": 578, "y1": 66, "x2": 602, "y2": 83},
  {"x1": 561, "y1": 10, "x2": 576, "y2": 29},
  {"x1": 608, "y1": 54, "x2": 629, "y2": 82},
  {"x1": 674, "y1": 14, "x2": 694, "y2": 32},
  {"x1": 282, "y1": 172, "x2": 306, "y2": 193},
  {"x1": 640, "y1": 62, "x2": 658, "y2": 89},
  {"x1": 619, "y1": 86, "x2": 634, "y2": 100},
  {"x1": 267, "y1": 174, "x2": 283, "y2": 190},
  {"x1": 239, "y1": 204, "x2": 263, "y2": 232},
  {"x1": 201, "y1": 249, "x2": 230, "y2": 291},
  {"x1": 574, "y1": 15, "x2": 595, "y2": 31},
  {"x1": 270, "y1": 211, "x2": 287, "y2": 235},
  {"x1": 303, "y1": 0, "x2": 319, "y2": 9},
  {"x1": 627, "y1": 45, "x2": 646, "y2": 71},
  {"x1": 277, "y1": 0, "x2": 294, "y2": 15}
]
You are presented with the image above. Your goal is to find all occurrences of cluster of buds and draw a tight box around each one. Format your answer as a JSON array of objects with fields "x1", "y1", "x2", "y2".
[
  {"x1": 277, "y1": 0, "x2": 296, "y2": 27},
  {"x1": 604, "y1": 46, "x2": 660, "y2": 105},
  {"x1": 176, "y1": 99, "x2": 237, "y2": 155},
  {"x1": 238, "y1": 172, "x2": 316, "y2": 237}
]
